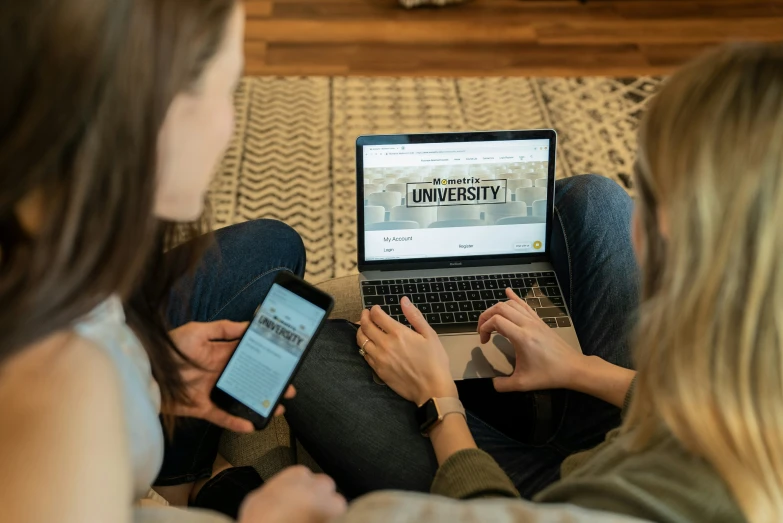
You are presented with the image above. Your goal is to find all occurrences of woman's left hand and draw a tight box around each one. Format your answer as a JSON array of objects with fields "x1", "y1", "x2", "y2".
[
  {"x1": 167, "y1": 320, "x2": 296, "y2": 433},
  {"x1": 357, "y1": 297, "x2": 457, "y2": 406}
]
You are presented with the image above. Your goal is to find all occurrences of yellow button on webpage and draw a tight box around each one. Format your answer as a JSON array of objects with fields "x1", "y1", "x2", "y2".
[{"x1": 533, "y1": 241, "x2": 543, "y2": 250}]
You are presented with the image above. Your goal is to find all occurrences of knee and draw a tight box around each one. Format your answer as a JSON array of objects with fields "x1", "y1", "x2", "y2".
[
  {"x1": 267, "y1": 219, "x2": 305, "y2": 251},
  {"x1": 242, "y1": 219, "x2": 306, "y2": 270},
  {"x1": 563, "y1": 173, "x2": 629, "y2": 201},
  {"x1": 556, "y1": 174, "x2": 633, "y2": 219},
  {"x1": 255, "y1": 218, "x2": 303, "y2": 247}
]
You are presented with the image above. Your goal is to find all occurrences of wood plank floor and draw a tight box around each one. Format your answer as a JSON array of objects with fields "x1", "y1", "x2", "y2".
[{"x1": 244, "y1": 0, "x2": 783, "y2": 76}]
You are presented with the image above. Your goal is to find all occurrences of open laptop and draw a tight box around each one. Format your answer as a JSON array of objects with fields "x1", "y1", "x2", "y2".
[{"x1": 356, "y1": 130, "x2": 581, "y2": 380}]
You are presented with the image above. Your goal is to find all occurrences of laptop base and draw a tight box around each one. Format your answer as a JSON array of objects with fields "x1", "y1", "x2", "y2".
[{"x1": 360, "y1": 262, "x2": 582, "y2": 380}]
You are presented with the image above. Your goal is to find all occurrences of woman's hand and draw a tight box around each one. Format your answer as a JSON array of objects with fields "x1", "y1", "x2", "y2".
[
  {"x1": 478, "y1": 289, "x2": 588, "y2": 393},
  {"x1": 357, "y1": 297, "x2": 458, "y2": 405},
  {"x1": 239, "y1": 466, "x2": 346, "y2": 523},
  {"x1": 167, "y1": 320, "x2": 296, "y2": 433}
]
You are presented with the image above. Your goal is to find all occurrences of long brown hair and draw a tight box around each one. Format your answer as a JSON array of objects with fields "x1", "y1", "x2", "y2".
[
  {"x1": 626, "y1": 43, "x2": 783, "y2": 522},
  {"x1": 0, "y1": 0, "x2": 237, "y2": 409}
]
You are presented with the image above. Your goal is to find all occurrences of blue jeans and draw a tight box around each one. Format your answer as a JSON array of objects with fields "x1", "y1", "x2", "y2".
[
  {"x1": 284, "y1": 174, "x2": 640, "y2": 499},
  {"x1": 154, "y1": 219, "x2": 306, "y2": 486}
]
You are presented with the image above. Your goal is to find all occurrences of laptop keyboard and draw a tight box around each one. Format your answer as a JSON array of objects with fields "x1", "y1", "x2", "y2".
[{"x1": 361, "y1": 271, "x2": 571, "y2": 332}]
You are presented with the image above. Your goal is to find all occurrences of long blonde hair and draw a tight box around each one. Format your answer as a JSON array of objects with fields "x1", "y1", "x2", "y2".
[{"x1": 625, "y1": 43, "x2": 783, "y2": 522}]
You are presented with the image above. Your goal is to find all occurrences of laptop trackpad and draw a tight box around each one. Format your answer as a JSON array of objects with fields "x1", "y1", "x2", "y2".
[{"x1": 441, "y1": 333, "x2": 516, "y2": 380}]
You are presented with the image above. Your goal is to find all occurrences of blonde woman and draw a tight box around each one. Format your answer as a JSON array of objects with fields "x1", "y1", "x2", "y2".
[{"x1": 287, "y1": 43, "x2": 783, "y2": 522}]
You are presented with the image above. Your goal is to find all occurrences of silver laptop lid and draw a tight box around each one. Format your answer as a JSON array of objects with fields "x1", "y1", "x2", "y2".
[{"x1": 356, "y1": 130, "x2": 557, "y2": 272}]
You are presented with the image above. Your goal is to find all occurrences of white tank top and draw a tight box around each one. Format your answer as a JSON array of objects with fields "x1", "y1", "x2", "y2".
[{"x1": 73, "y1": 296, "x2": 164, "y2": 498}]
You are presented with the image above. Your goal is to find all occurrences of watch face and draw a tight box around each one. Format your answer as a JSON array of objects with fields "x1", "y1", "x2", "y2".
[{"x1": 416, "y1": 398, "x2": 440, "y2": 434}]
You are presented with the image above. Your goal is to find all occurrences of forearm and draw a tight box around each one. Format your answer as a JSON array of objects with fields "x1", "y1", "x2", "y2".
[
  {"x1": 428, "y1": 413, "x2": 477, "y2": 465},
  {"x1": 571, "y1": 356, "x2": 636, "y2": 408},
  {"x1": 427, "y1": 411, "x2": 519, "y2": 500}
]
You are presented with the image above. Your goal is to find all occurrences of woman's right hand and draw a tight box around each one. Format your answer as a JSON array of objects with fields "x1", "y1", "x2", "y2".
[
  {"x1": 238, "y1": 466, "x2": 347, "y2": 523},
  {"x1": 478, "y1": 288, "x2": 588, "y2": 393}
]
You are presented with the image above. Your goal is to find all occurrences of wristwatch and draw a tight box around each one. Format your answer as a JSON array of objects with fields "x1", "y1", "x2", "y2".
[{"x1": 416, "y1": 397, "x2": 466, "y2": 436}]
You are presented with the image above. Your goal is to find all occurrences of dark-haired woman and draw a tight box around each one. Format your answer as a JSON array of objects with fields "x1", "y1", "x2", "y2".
[{"x1": 0, "y1": 1, "x2": 344, "y2": 522}]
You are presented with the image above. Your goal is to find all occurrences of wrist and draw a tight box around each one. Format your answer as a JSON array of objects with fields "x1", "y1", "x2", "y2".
[
  {"x1": 567, "y1": 354, "x2": 598, "y2": 393},
  {"x1": 428, "y1": 410, "x2": 469, "y2": 439},
  {"x1": 416, "y1": 379, "x2": 458, "y2": 406},
  {"x1": 570, "y1": 355, "x2": 636, "y2": 408}
]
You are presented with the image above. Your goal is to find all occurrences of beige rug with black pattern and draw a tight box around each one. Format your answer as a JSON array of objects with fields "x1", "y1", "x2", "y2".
[
  {"x1": 211, "y1": 76, "x2": 662, "y2": 284},
  {"x1": 213, "y1": 75, "x2": 664, "y2": 474}
]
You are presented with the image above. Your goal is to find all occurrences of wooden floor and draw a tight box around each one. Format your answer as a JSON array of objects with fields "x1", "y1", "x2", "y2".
[{"x1": 244, "y1": 0, "x2": 783, "y2": 76}]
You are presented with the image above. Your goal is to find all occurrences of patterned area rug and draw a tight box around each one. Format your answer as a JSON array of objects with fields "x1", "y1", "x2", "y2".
[{"x1": 211, "y1": 77, "x2": 663, "y2": 284}]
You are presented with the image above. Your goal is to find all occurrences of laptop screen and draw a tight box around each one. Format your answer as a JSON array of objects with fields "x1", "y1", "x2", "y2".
[{"x1": 360, "y1": 138, "x2": 551, "y2": 262}]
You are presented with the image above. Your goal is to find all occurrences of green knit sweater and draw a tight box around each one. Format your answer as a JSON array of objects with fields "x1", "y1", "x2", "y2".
[{"x1": 429, "y1": 387, "x2": 745, "y2": 522}]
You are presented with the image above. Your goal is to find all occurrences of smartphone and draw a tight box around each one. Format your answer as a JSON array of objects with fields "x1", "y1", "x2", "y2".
[{"x1": 211, "y1": 271, "x2": 334, "y2": 430}]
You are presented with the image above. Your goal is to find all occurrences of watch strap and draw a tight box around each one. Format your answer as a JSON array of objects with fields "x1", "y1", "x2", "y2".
[{"x1": 434, "y1": 397, "x2": 465, "y2": 420}]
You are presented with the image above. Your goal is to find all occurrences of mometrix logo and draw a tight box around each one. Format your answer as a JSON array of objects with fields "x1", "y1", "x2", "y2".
[
  {"x1": 433, "y1": 177, "x2": 482, "y2": 185},
  {"x1": 406, "y1": 177, "x2": 507, "y2": 208}
]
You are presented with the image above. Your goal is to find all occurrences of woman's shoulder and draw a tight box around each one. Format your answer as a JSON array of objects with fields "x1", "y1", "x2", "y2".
[
  {"x1": 0, "y1": 330, "x2": 116, "y2": 385},
  {"x1": 0, "y1": 331, "x2": 125, "y2": 426},
  {"x1": 0, "y1": 331, "x2": 132, "y2": 523},
  {"x1": 537, "y1": 430, "x2": 744, "y2": 523}
]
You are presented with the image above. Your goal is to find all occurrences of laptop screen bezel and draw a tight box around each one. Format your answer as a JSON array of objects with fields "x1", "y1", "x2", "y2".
[{"x1": 356, "y1": 129, "x2": 557, "y2": 272}]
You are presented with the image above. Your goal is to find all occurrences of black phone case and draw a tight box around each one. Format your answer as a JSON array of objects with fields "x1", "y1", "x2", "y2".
[{"x1": 210, "y1": 272, "x2": 334, "y2": 430}]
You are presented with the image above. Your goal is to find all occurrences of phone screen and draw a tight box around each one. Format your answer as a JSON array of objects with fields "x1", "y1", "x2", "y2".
[{"x1": 216, "y1": 283, "x2": 327, "y2": 417}]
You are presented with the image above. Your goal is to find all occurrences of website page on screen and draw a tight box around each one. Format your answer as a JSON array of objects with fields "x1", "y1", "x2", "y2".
[
  {"x1": 362, "y1": 139, "x2": 551, "y2": 261},
  {"x1": 216, "y1": 284, "x2": 325, "y2": 417}
]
